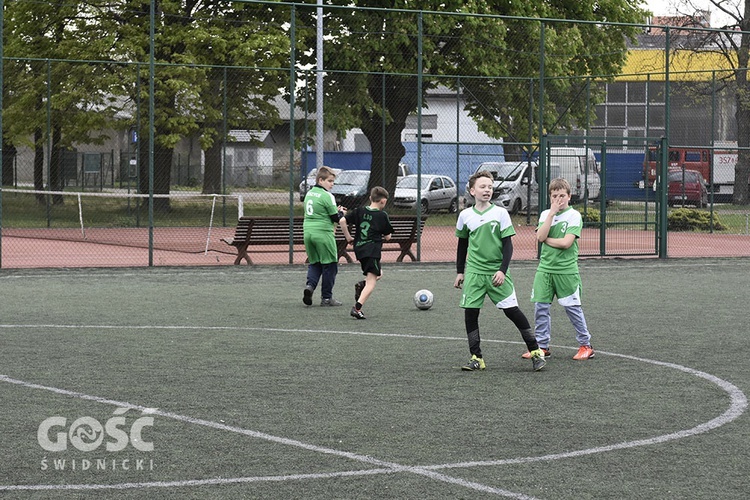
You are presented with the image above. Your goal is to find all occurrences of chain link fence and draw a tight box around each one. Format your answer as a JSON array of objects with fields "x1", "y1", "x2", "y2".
[{"x1": 2, "y1": 1, "x2": 750, "y2": 268}]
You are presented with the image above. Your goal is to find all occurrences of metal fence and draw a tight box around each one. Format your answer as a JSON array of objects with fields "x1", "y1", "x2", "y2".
[{"x1": 1, "y1": 1, "x2": 750, "y2": 268}]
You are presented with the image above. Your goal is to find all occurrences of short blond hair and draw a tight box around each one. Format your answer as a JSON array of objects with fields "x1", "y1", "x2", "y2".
[
  {"x1": 316, "y1": 166, "x2": 336, "y2": 183},
  {"x1": 549, "y1": 177, "x2": 571, "y2": 194}
]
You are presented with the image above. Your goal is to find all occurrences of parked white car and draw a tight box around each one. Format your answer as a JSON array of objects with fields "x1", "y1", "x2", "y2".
[
  {"x1": 393, "y1": 174, "x2": 459, "y2": 213},
  {"x1": 463, "y1": 161, "x2": 539, "y2": 214}
]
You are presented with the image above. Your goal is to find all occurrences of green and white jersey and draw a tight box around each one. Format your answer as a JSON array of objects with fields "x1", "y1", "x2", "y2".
[
  {"x1": 537, "y1": 206, "x2": 581, "y2": 274},
  {"x1": 303, "y1": 185, "x2": 338, "y2": 231},
  {"x1": 455, "y1": 204, "x2": 515, "y2": 274}
]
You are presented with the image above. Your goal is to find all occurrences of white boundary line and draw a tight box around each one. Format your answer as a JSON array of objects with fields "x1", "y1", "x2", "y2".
[
  {"x1": 0, "y1": 324, "x2": 747, "y2": 498},
  {"x1": 0, "y1": 374, "x2": 536, "y2": 499}
]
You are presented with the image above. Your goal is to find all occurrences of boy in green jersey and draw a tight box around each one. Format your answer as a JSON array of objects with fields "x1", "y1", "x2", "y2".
[
  {"x1": 524, "y1": 177, "x2": 595, "y2": 360},
  {"x1": 454, "y1": 170, "x2": 545, "y2": 371},
  {"x1": 302, "y1": 166, "x2": 349, "y2": 306}
]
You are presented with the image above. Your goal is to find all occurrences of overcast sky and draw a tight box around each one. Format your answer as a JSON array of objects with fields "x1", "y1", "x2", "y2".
[{"x1": 642, "y1": 0, "x2": 738, "y2": 25}]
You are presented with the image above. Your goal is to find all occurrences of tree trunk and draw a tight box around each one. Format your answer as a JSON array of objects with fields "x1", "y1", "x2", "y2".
[
  {"x1": 203, "y1": 133, "x2": 223, "y2": 194},
  {"x1": 138, "y1": 134, "x2": 174, "y2": 213},
  {"x1": 50, "y1": 126, "x2": 64, "y2": 205},
  {"x1": 733, "y1": 5, "x2": 750, "y2": 205},
  {"x1": 2, "y1": 140, "x2": 16, "y2": 186},
  {"x1": 33, "y1": 129, "x2": 45, "y2": 204},
  {"x1": 360, "y1": 74, "x2": 416, "y2": 204}
]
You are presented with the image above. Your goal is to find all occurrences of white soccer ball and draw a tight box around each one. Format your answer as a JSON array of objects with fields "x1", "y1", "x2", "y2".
[{"x1": 414, "y1": 289, "x2": 434, "y2": 310}]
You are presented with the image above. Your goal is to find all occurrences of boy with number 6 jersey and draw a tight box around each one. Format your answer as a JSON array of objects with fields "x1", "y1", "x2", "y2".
[
  {"x1": 302, "y1": 166, "x2": 349, "y2": 307},
  {"x1": 454, "y1": 170, "x2": 546, "y2": 372}
]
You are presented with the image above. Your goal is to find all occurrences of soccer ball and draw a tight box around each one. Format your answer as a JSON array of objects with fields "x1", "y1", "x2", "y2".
[{"x1": 414, "y1": 289, "x2": 434, "y2": 310}]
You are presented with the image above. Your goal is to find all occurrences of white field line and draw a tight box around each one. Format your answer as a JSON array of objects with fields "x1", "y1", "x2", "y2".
[{"x1": 0, "y1": 323, "x2": 746, "y2": 497}]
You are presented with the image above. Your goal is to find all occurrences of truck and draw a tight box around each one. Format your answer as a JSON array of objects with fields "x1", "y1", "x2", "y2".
[{"x1": 642, "y1": 143, "x2": 744, "y2": 203}]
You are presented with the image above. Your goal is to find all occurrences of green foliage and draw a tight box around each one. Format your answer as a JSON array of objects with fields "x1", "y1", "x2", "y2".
[
  {"x1": 581, "y1": 207, "x2": 601, "y2": 224},
  {"x1": 668, "y1": 208, "x2": 727, "y2": 231}
]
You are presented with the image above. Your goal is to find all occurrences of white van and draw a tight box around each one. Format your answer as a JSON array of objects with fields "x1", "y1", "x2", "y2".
[
  {"x1": 546, "y1": 147, "x2": 601, "y2": 203},
  {"x1": 463, "y1": 160, "x2": 539, "y2": 214}
]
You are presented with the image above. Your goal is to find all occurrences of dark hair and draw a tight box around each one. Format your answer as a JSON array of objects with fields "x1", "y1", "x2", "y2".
[{"x1": 370, "y1": 186, "x2": 389, "y2": 202}]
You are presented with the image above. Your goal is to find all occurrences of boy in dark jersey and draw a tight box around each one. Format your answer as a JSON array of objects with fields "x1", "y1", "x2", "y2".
[
  {"x1": 454, "y1": 170, "x2": 545, "y2": 371},
  {"x1": 341, "y1": 186, "x2": 394, "y2": 320}
]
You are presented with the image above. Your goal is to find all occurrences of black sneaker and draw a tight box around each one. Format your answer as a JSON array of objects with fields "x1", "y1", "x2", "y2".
[
  {"x1": 303, "y1": 285, "x2": 313, "y2": 306},
  {"x1": 354, "y1": 280, "x2": 365, "y2": 301},
  {"x1": 321, "y1": 298, "x2": 343, "y2": 306},
  {"x1": 461, "y1": 355, "x2": 486, "y2": 371},
  {"x1": 350, "y1": 307, "x2": 366, "y2": 319}
]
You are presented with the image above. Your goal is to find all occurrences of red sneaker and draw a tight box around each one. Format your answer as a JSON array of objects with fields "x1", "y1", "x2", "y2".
[
  {"x1": 572, "y1": 345, "x2": 595, "y2": 360},
  {"x1": 521, "y1": 348, "x2": 550, "y2": 359}
]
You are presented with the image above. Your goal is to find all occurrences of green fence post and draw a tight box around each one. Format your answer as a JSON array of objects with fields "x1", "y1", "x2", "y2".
[
  {"x1": 658, "y1": 136, "x2": 668, "y2": 258},
  {"x1": 599, "y1": 143, "x2": 606, "y2": 256}
]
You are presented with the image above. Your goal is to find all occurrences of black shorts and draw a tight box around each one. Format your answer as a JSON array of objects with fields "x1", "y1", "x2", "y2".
[{"x1": 359, "y1": 256, "x2": 382, "y2": 277}]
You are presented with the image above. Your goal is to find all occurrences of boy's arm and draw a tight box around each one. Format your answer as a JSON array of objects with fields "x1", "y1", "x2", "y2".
[
  {"x1": 490, "y1": 236, "x2": 513, "y2": 286},
  {"x1": 382, "y1": 215, "x2": 394, "y2": 241},
  {"x1": 339, "y1": 216, "x2": 354, "y2": 243},
  {"x1": 542, "y1": 233, "x2": 577, "y2": 249},
  {"x1": 454, "y1": 236, "x2": 468, "y2": 288},
  {"x1": 536, "y1": 212, "x2": 554, "y2": 242}
]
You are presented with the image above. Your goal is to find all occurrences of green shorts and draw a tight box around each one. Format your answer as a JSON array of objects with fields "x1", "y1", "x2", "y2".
[
  {"x1": 531, "y1": 271, "x2": 582, "y2": 306},
  {"x1": 304, "y1": 231, "x2": 338, "y2": 264},
  {"x1": 459, "y1": 272, "x2": 518, "y2": 309}
]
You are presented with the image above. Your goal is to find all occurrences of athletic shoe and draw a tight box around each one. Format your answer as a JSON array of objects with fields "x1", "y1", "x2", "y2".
[
  {"x1": 350, "y1": 307, "x2": 366, "y2": 319},
  {"x1": 461, "y1": 354, "x2": 486, "y2": 371},
  {"x1": 303, "y1": 285, "x2": 313, "y2": 306},
  {"x1": 572, "y1": 345, "x2": 595, "y2": 360},
  {"x1": 320, "y1": 298, "x2": 343, "y2": 306},
  {"x1": 529, "y1": 349, "x2": 546, "y2": 371},
  {"x1": 354, "y1": 280, "x2": 365, "y2": 301},
  {"x1": 521, "y1": 348, "x2": 550, "y2": 359}
]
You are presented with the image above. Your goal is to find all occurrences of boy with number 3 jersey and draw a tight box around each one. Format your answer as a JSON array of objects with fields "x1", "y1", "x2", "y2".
[{"x1": 523, "y1": 177, "x2": 595, "y2": 360}]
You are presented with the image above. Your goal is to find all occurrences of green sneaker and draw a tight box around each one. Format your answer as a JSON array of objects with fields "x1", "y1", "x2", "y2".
[
  {"x1": 529, "y1": 349, "x2": 546, "y2": 371},
  {"x1": 461, "y1": 354, "x2": 486, "y2": 371}
]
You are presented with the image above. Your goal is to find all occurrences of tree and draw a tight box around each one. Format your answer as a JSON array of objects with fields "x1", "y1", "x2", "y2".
[
  {"x1": 3, "y1": 1, "x2": 123, "y2": 203},
  {"x1": 291, "y1": 0, "x2": 649, "y2": 200},
  {"x1": 181, "y1": 2, "x2": 290, "y2": 194},
  {"x1": 662, "y1": 0, "x2": 750, "y2": 204}
]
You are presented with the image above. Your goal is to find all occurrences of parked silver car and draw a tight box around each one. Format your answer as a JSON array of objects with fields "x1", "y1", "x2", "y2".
[
  {"x1": 393, "y1": 174, "x2": 458, "y2": 213},
  {"x1": 329, "y1": 169, "x2": 371, "y2": 208}
]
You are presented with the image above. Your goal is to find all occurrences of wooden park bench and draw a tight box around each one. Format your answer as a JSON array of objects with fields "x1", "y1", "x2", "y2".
[{"x1": 222, "y1": 215, "x2": 427, "y2": 265}]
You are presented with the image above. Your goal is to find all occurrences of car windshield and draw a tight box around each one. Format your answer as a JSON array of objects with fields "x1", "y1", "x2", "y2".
[
  {"x1": 668, "y1": 171, "x2": 701, "y2": 183},
  {"x1": 397, "y1": 176, "x2": 432, "y2": 189},
  {"x1": 335, "y1": 171, "x2": 369, "y2": 185},
  {"x1": 486, "y1": 163, "x2": 523, "y2": 182}
]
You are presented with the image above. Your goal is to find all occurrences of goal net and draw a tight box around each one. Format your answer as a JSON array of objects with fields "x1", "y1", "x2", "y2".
[{"x1": 1, "y1": 189, "x2": 245, "y2": 255}]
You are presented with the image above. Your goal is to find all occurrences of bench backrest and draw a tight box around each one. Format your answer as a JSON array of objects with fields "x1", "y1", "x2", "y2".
[
  {"x1": 243, "y1": 217, "x2": 304, "y2": 245},
  {"x1": 387, "y1": 215, "x2": 427, "y2": 242},
  {"x1": 236, "y1": 214, "x2": 426, "y2": 245}
]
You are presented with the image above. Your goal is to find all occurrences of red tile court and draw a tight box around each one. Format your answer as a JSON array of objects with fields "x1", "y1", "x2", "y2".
[{"x1": 3, "y1": 224, "x2": 750, "y2": 268}]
